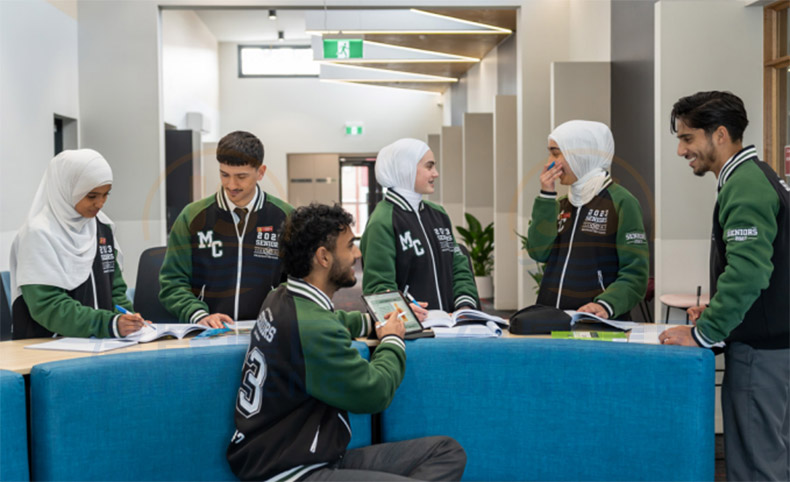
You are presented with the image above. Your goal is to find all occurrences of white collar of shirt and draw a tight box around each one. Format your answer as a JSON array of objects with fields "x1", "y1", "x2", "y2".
[{"x1": 224, "y1": 187, "x2": 259, "y2": 222}]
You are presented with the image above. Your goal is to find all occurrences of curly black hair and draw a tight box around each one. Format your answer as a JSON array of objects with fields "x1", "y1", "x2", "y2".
[
  {"x1": 216, "y1": 131, "x2": 264, "y2": 167},
  {"x1": 670, "y1": 91, "x2": 748, "y2": 142},
  {"x1": 280, "y1": 203, "x2": 354, "y2": 279}
]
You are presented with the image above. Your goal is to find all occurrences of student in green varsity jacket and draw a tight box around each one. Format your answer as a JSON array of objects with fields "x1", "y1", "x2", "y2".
[
  {"x1": 10, "y1": 149, "x2": 148, "y2": 339},
  {"x1": 527, "y1": 120, "x2": 649, "y2": 320},
  {"x1": 159, "y1": 131, "x2": 293, "y2": 328},
  {"x1": 227, "y1": 203, "x2": 466, "y2": 481},
  {"x1": 361, "y1": 138, "x2": 479, "y2": 312},
  {"x1": 661, "y1": 91, "x2": 789, "y2": 482}
]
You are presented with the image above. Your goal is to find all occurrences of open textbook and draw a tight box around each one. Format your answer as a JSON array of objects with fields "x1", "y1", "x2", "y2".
[
  {"x1": 565, "y1": 311, "x2": 640, "y2": 332},
  {"x1": 422, "y1": 309, "x2": 509, "y2": 338},
  {"x1": 24, "y1": 320, "x2": 258, "y2": 353}
]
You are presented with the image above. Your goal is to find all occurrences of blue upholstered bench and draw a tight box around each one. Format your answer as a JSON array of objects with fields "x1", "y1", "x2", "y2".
[
  {"x1": 28, "y1": 341, "x2": 371, "y2": 481},
  {"x1": 1, "y1": 370, "x2": 30, "y2": 481},
  {"x1": 380, "y1": 338, "x2": 715, "y2": 481}
]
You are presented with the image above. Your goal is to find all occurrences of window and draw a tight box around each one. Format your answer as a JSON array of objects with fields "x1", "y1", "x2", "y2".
[
  {"x1": 764, "y1": 0, "x2": 789, "y2": 177},
  {"x1": 238, "y1": 45, "x2": 319, "y2": 77}
]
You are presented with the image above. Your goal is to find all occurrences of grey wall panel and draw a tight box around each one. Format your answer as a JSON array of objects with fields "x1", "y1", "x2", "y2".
[
  {"x1": 463, "y1": 113, "x2": 493, "y2": 228},
  {"x1": 611, "y1": 0, "x2": 655, "y2": 275}
]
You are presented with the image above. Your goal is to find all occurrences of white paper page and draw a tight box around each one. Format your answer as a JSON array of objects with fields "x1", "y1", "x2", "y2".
[
  {"x1": 628, "y1": 324, "x2": 671, "y2": 344},
  {"x1": 432, "y1": 324, "x2": 499, "y2": 338},
  {"x1": 25, "y1": 338, "x2": 137, "y2": 353},
  {"x1": 421, "y1": 310, "x2": 453, "y2": 328},
  {"x1": 232, "y1": 320, "x2": 257, "y2": 331}
]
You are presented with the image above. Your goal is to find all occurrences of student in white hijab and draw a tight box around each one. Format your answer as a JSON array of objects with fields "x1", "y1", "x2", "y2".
[
  {"x1": 10, "y1": 149, "x2": 148, "y2": 339},
  {"x1": 360, "y1": 138, "x2": 479, "y2": 313},
  {"x1": 526, "y1": 120, "x2": 649, "y2": 320}
]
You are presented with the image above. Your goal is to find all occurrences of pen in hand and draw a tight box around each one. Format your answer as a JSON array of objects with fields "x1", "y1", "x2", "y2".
[
  {"x1": 403, "y1": 285, "x2": 421, "y2": 308},
  {"x1": 115, "y1": 305, "x2": 153, "y2": 328},
  {"x1": 696, "y1": 285, "x2": 701, "y2": 307}
]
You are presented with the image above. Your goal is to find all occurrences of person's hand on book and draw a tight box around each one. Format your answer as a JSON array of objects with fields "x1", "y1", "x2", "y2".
[
  {"x1": 117, "y1": 313, "x2": 149, "y2": 337},
  {"x1": 199, "y1": 313, "x2": 234, "y2": 329},
  {"x1": 375, "y1": 311, "x2": 405, "y2": 340},
  {"x1": 686, "y1": 305, "x2": 706, "y2": 325},
  {"x1": 659, "y1": 325, "x2": 700, "y2": 347},
  {"x1": 410, "y1": 301, "x2": 429, "y2": 322},
  {"x1": 577, "y1": 302, "x2": 609, "y2": 319}
]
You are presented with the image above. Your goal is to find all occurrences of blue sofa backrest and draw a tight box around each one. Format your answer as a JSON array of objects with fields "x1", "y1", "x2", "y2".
[
  {"x1": 380, "y1": 338, "x2": 715, "y2": 481},
  {"x1": 29, "y1": 341, "x2": 371, "y2": 481},
  {"x1": 1, "y1": 370, "x2": 30, "y2": 481}
]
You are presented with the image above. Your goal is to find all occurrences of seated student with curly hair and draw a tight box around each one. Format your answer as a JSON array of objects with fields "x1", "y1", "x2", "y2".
[{"x1": 227, "y1": 203, "x2": 466, "y2": 482}]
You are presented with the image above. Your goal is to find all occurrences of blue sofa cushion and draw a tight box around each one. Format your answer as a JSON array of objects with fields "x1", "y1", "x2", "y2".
[
  {"x1": 381, "y1": 338, "x2": 715, "y2": 481},
  {"x1": 29, "y1": 341, "x2": 371, "y2": 481},
  {"x1": 1, "y1": 370, "x2": 30, "y2": 481}
]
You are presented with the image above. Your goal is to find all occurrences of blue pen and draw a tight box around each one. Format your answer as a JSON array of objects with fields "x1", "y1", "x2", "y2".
[
  {"x1": 115, "y1": 305, "x2": 153, "y2": 327},
  {"x1": 403, "y1": 289, "x2": 421, "y2": 309},
  {"x1": 548, "y1": 161, "x2": 556, "y2": 170}
]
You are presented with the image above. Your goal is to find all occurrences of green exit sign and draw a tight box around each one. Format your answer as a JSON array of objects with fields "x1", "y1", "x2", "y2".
[
  {"x1": 345, "y1": 124, "x2": 363, "y2": 136},
  {"x1": 323, "y1": 39, "x2": 363, "y2": 59}
]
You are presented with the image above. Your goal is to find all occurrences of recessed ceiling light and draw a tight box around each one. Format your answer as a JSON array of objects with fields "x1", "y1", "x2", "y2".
[
  {"x1": 268, "y1": 10, "x2": 276, "y2": 20},
  {"x1": 278, "y1": 30, "x2": 284, "y2": 42}
]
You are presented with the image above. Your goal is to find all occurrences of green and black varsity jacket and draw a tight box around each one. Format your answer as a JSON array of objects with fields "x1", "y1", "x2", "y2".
[
  {"x1": 12, "y1": 219, "x2": 132, "y2": 339},
  {"x1": 360, "y1": 190, "x2": 478, "y2": 311},
  {"x1": 227, "y1": 277, "x2": 405, "y2": 482},
  {"x1": 693, "y1": 146, "x2": 789, "y2": 349},
  {"x1": 527, "y1": 180, "x2": 649, "y2": 319},
  {"x1": 159, "y1": 186, "x2": 293, "y2": 323}
]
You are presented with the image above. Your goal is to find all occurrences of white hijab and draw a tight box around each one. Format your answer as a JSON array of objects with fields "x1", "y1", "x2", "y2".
[
  {"x1": 549, "y1": 120, "x2": 614, "y2": 207},
  {"x1": 375, "y1": 138, "x2": 430, "y2": 212},
  {"x1": 10, "y1": 149, "x2": 116, "y2": 301}
]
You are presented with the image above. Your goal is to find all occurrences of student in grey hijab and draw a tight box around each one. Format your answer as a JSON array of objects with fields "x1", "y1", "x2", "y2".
[
  {"x1": 10, "y1": 149, "x2": 148, "y2": 339},
  {"x1": 360, "y1": 138, "x2": 478, "y2": 312},
  {"x1": 526, "y1": 120, "x2": 649, "y2": 320}
]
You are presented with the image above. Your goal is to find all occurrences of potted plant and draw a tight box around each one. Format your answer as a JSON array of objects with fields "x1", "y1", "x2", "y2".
[{"x1": 455, "y1": 213, "x2": 494, "y2": 299}]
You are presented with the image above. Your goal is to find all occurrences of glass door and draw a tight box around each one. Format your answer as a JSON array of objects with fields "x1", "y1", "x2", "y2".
[{"x1": 339, "y1": 157, "x2": 382, "y2": 237}]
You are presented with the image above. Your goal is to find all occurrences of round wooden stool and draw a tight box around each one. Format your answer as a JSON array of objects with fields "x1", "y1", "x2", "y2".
[{"x1": 659, "y1": 293, "x2": 711, "y2": 324}]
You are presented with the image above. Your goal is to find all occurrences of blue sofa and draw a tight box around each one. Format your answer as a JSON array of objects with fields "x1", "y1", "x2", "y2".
[
  {"x1": 23, "y1": 337, "x2": 715, "y2": 481},
  {"x1": 28, "y1": 342, "x2": 371, "y2": 481},
  {"x1": 380, "y1": 338, "x2": 715, "y2": 481},
  {"x1": 1, "y1": 370, "x2": 30, "y2": 481}
]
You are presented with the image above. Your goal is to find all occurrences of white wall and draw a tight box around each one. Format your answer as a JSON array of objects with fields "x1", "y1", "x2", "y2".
[
  {"x1": 218, "y1": 42, "x2": 443, "y2": 201},
  {"x1": 654, "y1": 1, "x2": 763, "y2": 319},
  {"x1": 162, "y1": 10, "x2": 221, "y2": 142},
  {"x1": 0, "y1": 0, "x2": 80, "y2": 271},
  {"x1": 78, "y1": 0, "x2": 165, "y2": 287},
  {"x1": 466, "y1": 47, "x2": 498, "y2": 113}
]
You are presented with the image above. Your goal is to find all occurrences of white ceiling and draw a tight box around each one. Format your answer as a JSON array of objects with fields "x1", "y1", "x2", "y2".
[{"x1": 195, "y1": 9, "x2": 314, "y2": 44}]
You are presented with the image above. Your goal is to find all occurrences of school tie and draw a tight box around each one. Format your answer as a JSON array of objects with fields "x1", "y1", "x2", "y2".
[{"x1": 234, "y1": 207, "x2": 248, "y2": 234}]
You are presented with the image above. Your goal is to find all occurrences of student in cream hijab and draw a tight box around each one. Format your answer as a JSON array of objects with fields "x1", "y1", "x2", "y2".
[
  {"x1": 10, "y1": 149, "x2": 148, "y2": 339},
  {"x1": 360, "y1": 138, "x2": 479, "y2": 313},
  {"x1": 525, "y1": 121, "x2": 649, "y2": 320}
]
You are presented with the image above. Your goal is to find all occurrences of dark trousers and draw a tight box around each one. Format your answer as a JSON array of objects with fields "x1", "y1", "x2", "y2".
[
  {"x1": 722, "y1": 342, "x2": 790, "y2": 481},
  {"x1": 301, "y1": 436, "x2": 466, "y2": 481}
]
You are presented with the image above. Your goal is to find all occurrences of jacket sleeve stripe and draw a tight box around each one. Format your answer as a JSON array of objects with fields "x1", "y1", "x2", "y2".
[
  {"x1": 190, "y1": 309, "x2": 209, "y2": 324},
  {"x1": 692, "y1": 326, "x2": 715, "y2": 348},
  {"x1": 454, "y1": 295, "x2": 477, "y2": 309},
  {"x1": 380, "y1": 335, "x2": 406, "y2": 352},
  {"x1": 597, "y1": 299, "x2": 614, "y2": 318}
]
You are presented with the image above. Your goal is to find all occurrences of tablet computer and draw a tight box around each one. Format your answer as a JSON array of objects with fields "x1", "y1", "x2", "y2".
[{"x1": 362, "y1": 291, "x2": 425, "y2": 336}]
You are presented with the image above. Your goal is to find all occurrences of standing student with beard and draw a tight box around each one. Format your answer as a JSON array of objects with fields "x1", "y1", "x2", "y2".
[
  {"x1": 660, "y1": 91, "x2": 789, "y2": 481},
  {"x1": 10, "y1": 149, "x2": 148, "y2": 339},
  {"x1": 360, "y1": 138, "x2": 479, "y2": 312},
  {"x1": 227, "y1": 203, "x2": 466, "y2": 482},
  {"x1": 526, "y1": 120, "x2": 649, "y2": 320}
]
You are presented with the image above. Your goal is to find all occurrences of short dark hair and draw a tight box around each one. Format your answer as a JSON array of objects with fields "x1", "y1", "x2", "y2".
[
  {"x1": 670, "y1": 91, "x2": 748, "y2": 142},
  {"x1": 280, "y1": 203, "x2": 354, "y2": 279},
  {"x1": 216, "y1": 131, "x2": 264, "y2": 167}
]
